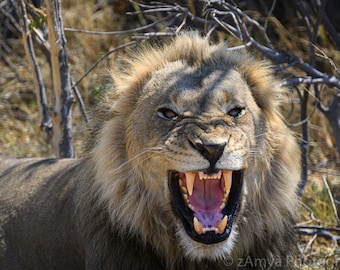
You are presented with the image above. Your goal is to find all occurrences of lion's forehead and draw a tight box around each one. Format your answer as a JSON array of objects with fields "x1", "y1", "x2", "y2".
[
  {"x1": 146, "y1": 64, "x2": 256, "y2": 116},
  {"x1": 148, "y1": 63, "x2": 253, "y2": 113}
]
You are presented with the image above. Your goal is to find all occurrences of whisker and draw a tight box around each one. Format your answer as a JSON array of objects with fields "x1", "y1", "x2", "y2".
[
  {"x1": 253, "y1": 133, "x2": 268, "y2": 139},
  {"x1": 110, "y1": 146, "x2": 164, "y2": 173}
]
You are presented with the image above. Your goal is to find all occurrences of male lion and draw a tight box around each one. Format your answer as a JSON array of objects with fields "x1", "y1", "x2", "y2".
[{"x1": 0, "y1": 32, "x2": 301, "y2": 269}]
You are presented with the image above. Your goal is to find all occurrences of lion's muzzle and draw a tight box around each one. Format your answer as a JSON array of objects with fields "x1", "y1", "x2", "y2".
[{"x1": 189, "y1": 139, "x2": 226, "y2": 173}]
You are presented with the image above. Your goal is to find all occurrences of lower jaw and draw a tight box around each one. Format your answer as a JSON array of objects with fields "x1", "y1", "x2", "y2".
[{"x1": 177, "y1": 227, "x2": 238, "y2": 260}]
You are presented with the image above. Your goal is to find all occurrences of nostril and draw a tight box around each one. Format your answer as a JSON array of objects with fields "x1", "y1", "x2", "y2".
[
  {"x1": 190, "y1": 139, "x2": 226, "y2": 166},
  {"x1": 193, "y1": 141, "x2": 204, "y2": 152}
]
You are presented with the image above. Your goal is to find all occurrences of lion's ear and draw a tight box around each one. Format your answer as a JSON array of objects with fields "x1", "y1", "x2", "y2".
[{"x1": 237, "y1": 62, "x2": 279, "y2": 113}]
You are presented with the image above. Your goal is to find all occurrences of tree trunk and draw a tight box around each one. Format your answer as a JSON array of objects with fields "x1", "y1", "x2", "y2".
[{"x1": 45, "y1": 0, "x2": 75, "y2": 158}]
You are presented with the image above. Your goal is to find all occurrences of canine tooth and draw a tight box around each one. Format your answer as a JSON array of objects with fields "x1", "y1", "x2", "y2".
[
  {"x1": 220, "y1": 202, "x2": 226, "y2": 209},
  {"x1": 223, "y1": 171, "x2": 232, "y2": 192},
  {"x1": 185, "y1": 172, "x2": 195, "y2": 195},
  {"x1": 217, "y1": 215, "x2": 228, "y2": 233},
  {"x1": 193, "y1": 217, "x2": 203, "y2": 234}
]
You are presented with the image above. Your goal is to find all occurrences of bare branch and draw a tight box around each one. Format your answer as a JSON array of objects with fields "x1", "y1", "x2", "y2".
[
  {"x1": 72, "y1": 41, "x2": 138, "y2": 89},
  {"x1": 322, "y1": 175, "x2": 340, "y2": 225},
  {"x1": 16, "y1": 0, "x2": 52, "y2": 139},
  {"x1": 263, "y1": 0, "x2": 276, "y2": 31},
  {"x1": 282, "y1": 76, "x2": 340, "y2": 88},
  {"x1": 0, "y1": 42, "x2": 26, "y2": 82},
  {"x1": 313, "y1": 45, "x2": 340, "y2": 75},
  {"x1": 64, "y1": 13, "x2": 174, "y2": 36},
  {"x1": 0, "y1": 0, "x2": 22, "y2": 36},
  {"x1": 71, "y1": 80, "x2": 89, "y2": 124},
  {"x1": 296, "y1": 226, "x2": 340, "y2": 244}
]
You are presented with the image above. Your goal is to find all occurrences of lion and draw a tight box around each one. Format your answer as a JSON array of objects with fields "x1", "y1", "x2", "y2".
[{"x1": 0, "y1": 32, "x2": 301, "y2": 269}]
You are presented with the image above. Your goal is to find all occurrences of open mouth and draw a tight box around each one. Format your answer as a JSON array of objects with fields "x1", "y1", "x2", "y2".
[{"x1": 169, "y1": 170, "x2": 243, "y2": 244}]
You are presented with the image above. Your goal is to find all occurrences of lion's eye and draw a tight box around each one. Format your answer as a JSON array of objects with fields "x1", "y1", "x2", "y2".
[
  {"x1": 228, "y1": 107, "x2": 246, "y2": 118},
  {"x1": 157, "y1": 107, "x2": 178, "y2": 120}
]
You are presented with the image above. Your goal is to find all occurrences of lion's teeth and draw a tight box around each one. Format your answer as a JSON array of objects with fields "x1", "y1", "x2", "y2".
[
  {"x1": 194, "y1": 216, "x2": 227, "y2": 235},
  {"x1": 198, "y1": 171, "x2": 205, "y2": 180},
  {"x1": 185, "y1": 172, "x2": 195, "y2": 196},
  {"x1": 183, "y1": 193, "x2": 189, "y2": 202},
  {"x1": 217, "y1": 215, "x2": 228, "y2": 233},
  {"x1": 193, "y1": 217, "x2": 203, "y2": 234},
  {"x1": 198, "y1": 171, "x2": 221, "y2": 180},
  {"x1": 180, "y1": 185, "x2": 188, "y2": 194},
  {"x1": 223, "y1": 171, "x2": 232, "y2": 193}
]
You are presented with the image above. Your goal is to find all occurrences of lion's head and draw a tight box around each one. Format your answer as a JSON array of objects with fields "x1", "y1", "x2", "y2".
[{"x1": 87, "y1": 32, "x2": 300, "y2": 265}]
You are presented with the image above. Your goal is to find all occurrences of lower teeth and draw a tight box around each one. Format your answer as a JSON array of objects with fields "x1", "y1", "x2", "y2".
[{"x1": 193, "y1": 215, "x2": 228, "y2": 235}]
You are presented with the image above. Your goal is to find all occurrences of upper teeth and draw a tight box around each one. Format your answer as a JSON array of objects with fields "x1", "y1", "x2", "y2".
[
  {"x1": 198, "y1": 171, "x2": 222, "y2": 180},
  {"x1": 183, "y1": 171, "x2": 232, "y2": 196}
]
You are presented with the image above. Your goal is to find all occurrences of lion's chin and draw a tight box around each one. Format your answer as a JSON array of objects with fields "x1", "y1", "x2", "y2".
[
  {"x1": 168, "y1": 170, "x2": 243, "y2": 245},
  {"x1": 176, "y1": 226, "x2": 238, "y2": 261}
]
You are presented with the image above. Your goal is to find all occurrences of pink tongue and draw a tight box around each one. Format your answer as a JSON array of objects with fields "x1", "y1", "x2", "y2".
[
  {"x1": 189, "y1": 176, "x2": 224, "y2": 212},
  {"x1": 188, "y1": 174, "x2": 224, "y2": 228}
]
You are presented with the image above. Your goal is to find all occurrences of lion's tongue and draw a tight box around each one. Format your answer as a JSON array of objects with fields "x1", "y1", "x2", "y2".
[{"x1": 189, "y1": 174, "x2": 224, "y2": 229}]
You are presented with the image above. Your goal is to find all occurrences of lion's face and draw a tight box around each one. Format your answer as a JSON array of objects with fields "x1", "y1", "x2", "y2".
[
  {"x1": 125, "y1": 61, "x2": 263, "y2": 253},
  {"x1": 93, "y1": 34, "x2": 300, "y2": 264}
]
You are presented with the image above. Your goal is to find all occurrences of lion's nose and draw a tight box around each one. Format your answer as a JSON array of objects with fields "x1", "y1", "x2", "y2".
[{"x1": 191, "y1": 140, "x2": 226, "y2": 167}]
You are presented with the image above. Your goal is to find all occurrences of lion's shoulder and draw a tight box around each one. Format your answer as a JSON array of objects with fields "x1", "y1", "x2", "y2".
[{"x1": 0, "y1": 158, "x2": 80, "y2": 209}]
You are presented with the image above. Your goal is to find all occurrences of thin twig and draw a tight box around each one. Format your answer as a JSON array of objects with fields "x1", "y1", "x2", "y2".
[
  {"x1": 0, "y1": 48, "x2": 26, "y2": 82},
  {"x1": 296, "y1": 227, "x2": 340, "y2": 252},
  {"x1": 263, "y1": 0, "x2": 276, "y2": 31},
  {"x1": 64, "y1": 14, "x2": 174, "y2": 35},
  {"x1": 71, "y1": 78, "x2": 89, "y2": 124},
  {"x1": 295, "y1": 225, "x2": 340, "y2": 233},
  {"x1": 322, "y1": 175, "x2": 340, "y2": 225},
  {"x1": 313, "y1": 44, "x2": 340, "y2": 75},
  {"x1": 72, "y1": 41, "x2": 138, "y2": 89},
  {"x1": 0, "y1": 1, "x2": 22, "y2": 35},
  {"x1": 298, "y1": 201, "x2": 318, "y2": 222},
  {"x1": 304, "y1": 233, "x2": 318, "y2": 253}
]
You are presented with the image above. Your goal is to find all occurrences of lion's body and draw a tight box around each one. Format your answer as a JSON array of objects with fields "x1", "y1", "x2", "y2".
[
  {"x1": 0, "y1": 159, "x2": 84, "y2": 269},
  {"x1": 0, "y1": 158, "x2": 177, "y2": 270},
  {"x1": 0, "y1": 33, "x2": 301, "y2": 269}
]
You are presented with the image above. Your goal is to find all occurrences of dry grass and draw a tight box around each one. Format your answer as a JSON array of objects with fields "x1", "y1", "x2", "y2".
[{"x1": 0, "y1": 1, "x2": 339, "y2": 268}]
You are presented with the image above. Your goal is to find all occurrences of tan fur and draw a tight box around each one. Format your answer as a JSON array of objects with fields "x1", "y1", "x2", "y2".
[{"x1": 0, "y1": 32, "x2": 300, "y2": 269}]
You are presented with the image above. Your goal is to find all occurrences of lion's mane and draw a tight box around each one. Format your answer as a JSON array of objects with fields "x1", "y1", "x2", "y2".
[{"x1": 79, "y1": 32, "x2": 301, "y2": 269}]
